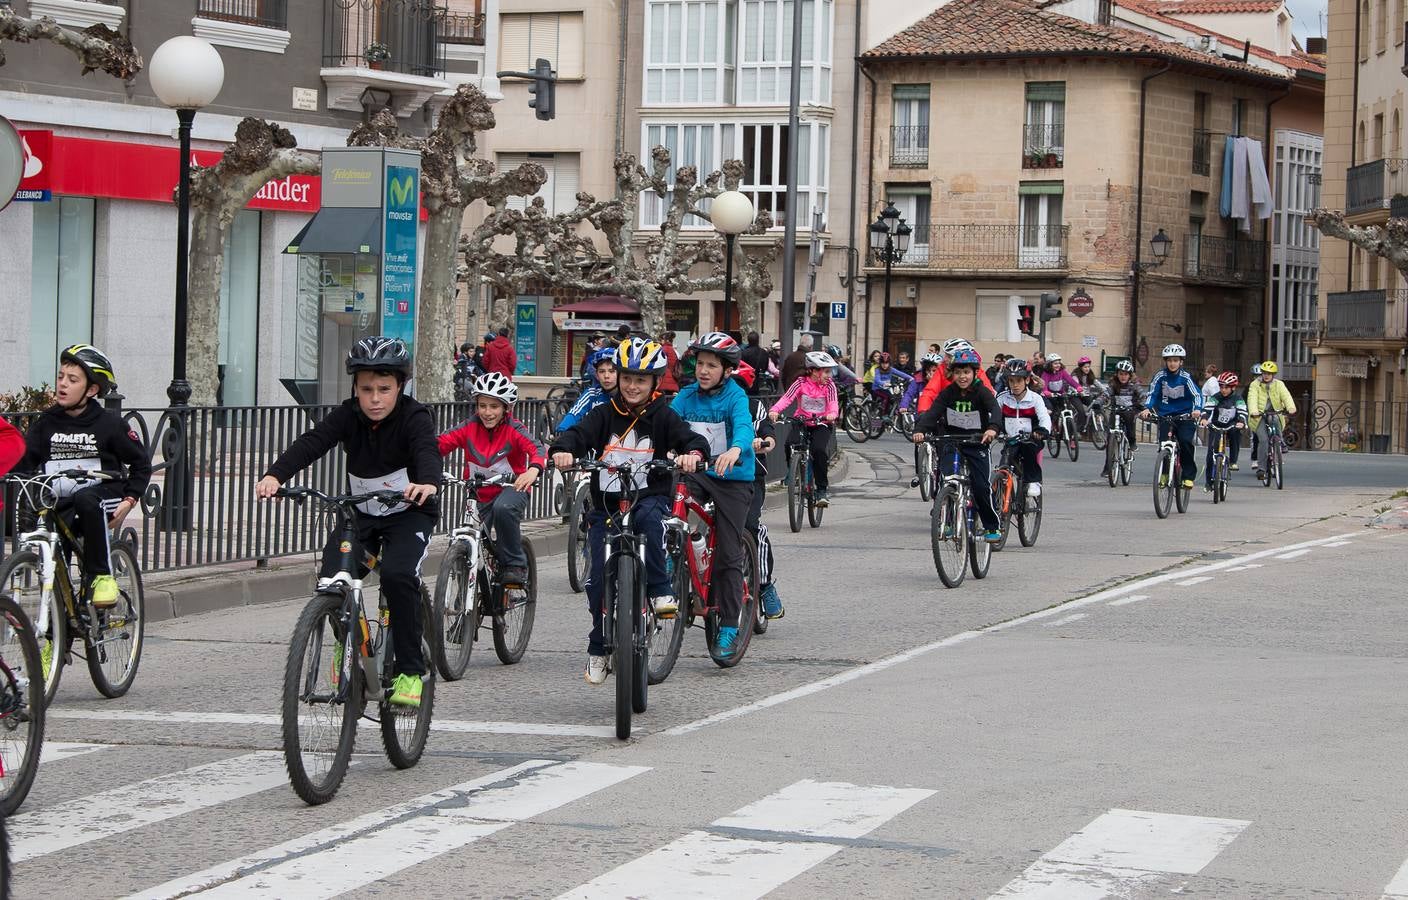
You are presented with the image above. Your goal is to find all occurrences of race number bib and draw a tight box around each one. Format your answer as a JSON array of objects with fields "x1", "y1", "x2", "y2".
[
  {"x1": 1115, "y1": 394, "x2": 1133, "y2": 409},
  {"x1": 43, "y1": 457, "x2": 100, "y2": 499},
  {"x1": 348, "y1": 468, "x2": 410, "y2": 516},
  {"x1": 946, "y1": 408, "x2": 981, "y2": 430},
  {"x1": 1005, "y1": 416, "x2": 1032, "y2": 434},
  {"x1": 1214, "y1": 406, "x2": 1236, "y2": 425},
  {"x1": 799, "y1": 394, "x2": 827, "y2": 415},
  {"x1": 468, "y1": 456, "x2": 515, "y2": 480},
  {"x1": 1161, "y1": 383, "x2": 1186, "y2": 401},
  {"x1": 600, "y1": 432, "x2": 654, "y2": 493},
  {"x1": 688, "y1": 421, "x2": 729, "y2": 457}
]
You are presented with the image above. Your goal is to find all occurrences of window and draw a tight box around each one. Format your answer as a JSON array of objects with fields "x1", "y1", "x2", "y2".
[
  {"x1": 976, "y1": 293, "x2": 1026, "y2": 343},
  {"x1": 29, "y1": 197, "x2": 95, "y2": 387},
  {"x1": 1359, "y1": 121, "x2": 1367, "y2": 159},
  {"x1": 1023, "y1": 82, "x2": 1065, "y2": 166},
  {"x1": 1398, "y1": 0, "x2": 1406, "y2": 45},
  {"x1": 641, "y1": 123, "x2": 717, "y2": 226},
  {"x1": 891, "y1": 84, "x2": 929, "y2": 167},
  {"x1": 1378, "y1": 0, "x2": 1388, "y2": 52},
  {"x1": 500, "y1": 12, "x2": 584, "y2": 78},
  {"x1": 1361, "y1": 0, "x2": 1370, "y2": 60},
  {"x1": 219, "y1": 210, "x2": 261, "y2": 407},
  {"x1": 1232, "y1": 98, "x2": 1247, "y2": 137},
  {"x1": 498, "y1": 153, "x2": 581, "y2": 214},
  {"x1": 737, "y1": 0, "x2": 833, "y2": 105},
  {"x1": 646, "y1": 0, "x2": 723, "y2": 104},
  {"x1": 1017, "y1": 182, "x2": 1063, "y2": 268},
  {"x1": 887, "y1": 187, "x2": 931, "y2": 264},
  {"x1": 1374, "y1": 113, "x2": 1385, "y2": 158}
]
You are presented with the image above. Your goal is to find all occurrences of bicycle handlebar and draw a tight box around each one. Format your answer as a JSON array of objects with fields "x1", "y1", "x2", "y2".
[
  {"x1": 553, "y1": 458, "x2": 682, "y2": 477},
  {"x1": 924, "y1": 433, "x2": 991, "y2": 445},
  {"x1": 273, "y1": 486, "x2": 408, "y2": 509},
  {"x1": 441, "y1": 471, "x2": 515, "y2": 489},
  {"x1": 4, "y1": 469, "x2": 120, "y2": 485}
]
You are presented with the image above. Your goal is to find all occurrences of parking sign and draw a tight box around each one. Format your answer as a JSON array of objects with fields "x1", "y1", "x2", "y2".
[{"x1": 830, "y1": 302, "x2": 847, "y2": 319}]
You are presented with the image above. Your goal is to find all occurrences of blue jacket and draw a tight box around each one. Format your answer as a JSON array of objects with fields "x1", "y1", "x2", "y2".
[
  {"x1": 1145, "y1": 368, "x2": 1203, "y2": 417},
  {"x1": 671, "y1": 379, "x2": 756, "y2": 481},
  {"x1": 557, "y1": 385, "x2": 608, "y2": 431}
]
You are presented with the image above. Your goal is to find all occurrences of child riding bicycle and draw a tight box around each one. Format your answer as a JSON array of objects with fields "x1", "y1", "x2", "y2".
[
  {"x1": 736, "y1": 363, "x2": 785, "y2": 620},
  {"x1": 1102, "y1": 359, "x2": 1146, "y2": 478},
  {"x1": 769, "y1": 350, "x2": 840, "y2": 508},
  {"x1": 1201, "y1": 372, "x2": 1247, "y2": 491},
  {"x1": 994, "y1": 359, "x2": 1051, "y2": 497},
  {"x1": 1139, "y1": 343, "x2": 1202, "y2": 489},
  {"x1": 1246, "y1": 360, "x2": 1297, "y2": 476},
  {"x1": 556, "y1": 346, "x2": 618, "y2": 432},
  {"x1": 255, "y1": 337, "x2": 439, "y2": 709},
  {"x1": 911, "y1": 349, "x2": 1003, "y2": 542}
]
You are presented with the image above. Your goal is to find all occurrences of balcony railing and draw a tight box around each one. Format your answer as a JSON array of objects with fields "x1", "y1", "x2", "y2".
[
  {"x1": 890, "y1": 126, "x2": 929, "y2": 167},
  {"x1": 1022, "y1": 124, "x2": 1064, "y2": 168},
  {"x1": 871, "y1": 224, "x2": 1069, "y2": 271},
  {"x1": 1183, "y1": 233, "x2": 1266, "y2": 284},
  {"x1": 197, "y1": 0, "x2": 287, "y2": 29},
  {"x1": 1192, "y1": 129, "x2": 1211, "y2": 175},
  {"x1": 1325, "y1": 289, "x2": 1408, "y2": 341},
  {"x1": 323, "y1": 0, "x2": 445, "y2": 78},
  {"x1": 441, "y1": 10, "x2": 485, "y2": 45},
  {"x1": 1345, "y1": 158, "x2": 1408, "y2": 216}
]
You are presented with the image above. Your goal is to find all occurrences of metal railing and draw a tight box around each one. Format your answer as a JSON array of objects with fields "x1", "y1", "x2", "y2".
[
  {"x1": 1192, "y1": 129, "x2": 1211, "y2": 175},
  {"x1": 1345, "y1": 158, "x2": 1408, "y2": 216},
  {"x1": 871, "y1": 224, "x2": 1069, "y2": 271},
  {"x1": 1022, "y1": 124, "x2": 1064, "y2": 168},
  {"x1": 1183, "y1": 233, "x2": 1267, "y2": 284},
  {"x1": 323, "y1": 0, "x2": 446, "y2": 78},
  {"x1": 890, "y1": 126, "x2": 929, "y2": 167},
  {"x1": 197, "y1": 0, "x2": 287, "y2": 29},
  {"x1": 1301, "y1": 396, "x2": 1408, "y2": 453},
  {"x1": 1324, "y1": 289, "x2": 1408, "y2": 341},
  {"x1": 440, "y1": 10, "x2": 485, "y2": 44}
]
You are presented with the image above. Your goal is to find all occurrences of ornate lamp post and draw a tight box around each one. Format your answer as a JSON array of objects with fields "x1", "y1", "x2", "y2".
[
  {"x1": 712, "y1": 190, "x2": 756, "y2": 337},
  {"x1": 869, "y1": 201, "x2": 911, "y2": 354}
]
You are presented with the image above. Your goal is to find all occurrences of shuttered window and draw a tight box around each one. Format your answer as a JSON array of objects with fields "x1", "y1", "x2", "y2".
[
  {"x1": 499, "y1": 12, "x2": 585, "y2": 78},
  {"x1": 498, "y1": 153, "x2": 581, "y2": 214}
]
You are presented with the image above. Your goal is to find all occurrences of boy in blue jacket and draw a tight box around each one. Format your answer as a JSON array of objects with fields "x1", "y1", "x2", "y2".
[
  {"x1": 670, "y1": 332, "x2": 755, "y2": 659},
  {"x1": 1139, "y1": 343, "x2": 1203, "y2": 488},
  {"x1": 556, "y1": 346, "x2": 617, "y2": 432}
]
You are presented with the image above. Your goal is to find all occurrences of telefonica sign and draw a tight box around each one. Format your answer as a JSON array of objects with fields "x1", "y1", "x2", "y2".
[
  {"x1": 331, "y1": 167, "x2": 374, "y2": 183},
  {"x1": 321, "y1": 150, "x2": 381, "y2": 207}
]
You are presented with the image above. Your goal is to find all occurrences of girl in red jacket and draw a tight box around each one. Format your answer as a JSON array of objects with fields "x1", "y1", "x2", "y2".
[{"x1": 437, "y1": 372, "x2": 545, "y2": 586}]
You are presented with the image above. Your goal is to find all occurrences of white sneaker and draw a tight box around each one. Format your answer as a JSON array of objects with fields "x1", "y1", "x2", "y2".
[
  {"x1": 584, "y1": 655, "x2": 609, "y2": 685},
  {"x1": 1027, "y1": 482, "x2": 1042, "y2": 498},
  {"x1": 651, "y1": 594, "x2": 678, "y2": 618}
]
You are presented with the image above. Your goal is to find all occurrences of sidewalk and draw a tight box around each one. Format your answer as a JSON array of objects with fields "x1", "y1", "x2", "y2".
[{"x1": 140, "y1": 452, "x2": 851, "y2": 622}]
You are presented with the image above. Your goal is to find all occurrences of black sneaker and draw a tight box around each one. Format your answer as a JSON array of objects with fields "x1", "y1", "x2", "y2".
[{"x1": 503, "y1": 566, "x2": 529, "y2": 587}]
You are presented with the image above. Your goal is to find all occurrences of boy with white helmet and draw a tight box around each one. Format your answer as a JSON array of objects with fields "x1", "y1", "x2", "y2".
[
  {"x1": 770, "y1": 350, "x2": 840, "y2": 507},
  {"x1": 1139, "y1": 343, "x2": 1203, "y2": 489},
  {"x1": 437, "y1": 372, "x2": 546, "y2": 586}
]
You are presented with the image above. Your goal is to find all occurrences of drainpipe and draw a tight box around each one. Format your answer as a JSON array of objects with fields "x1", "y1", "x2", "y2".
[
  {"x1": 1264, "y1": 85, "x2": 1292, "y2": 364},
  {"x1": 861, "y1": 63, "x2": 878, "y2": 357},
  {"x1": 614, "y1": 0, "x2": 629, "y2": 156},
  {"x1": 846, "y1": 0, "x2": 863, "y2": 355},
  {"x1": 1130, "y1": 62, "x2": 1173, "y2": 363},
  {"x1": 1350, "y1": 0, "x2": 1362, "y2": 285}
]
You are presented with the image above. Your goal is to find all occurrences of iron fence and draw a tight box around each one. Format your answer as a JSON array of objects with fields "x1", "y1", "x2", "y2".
[
  {"x1": 197, "y1": 0, "x2": 288, "y2": 29},
  {"x1": 1294, "y1": 396, "x2": 1408, "y2": 454},
  {"x1": 440, "y1": 9, "x2": 485, "y2": 44},
  {"x1": 889, "y1": 126, "x2": 929, "y2": 167},
  {"x1": 3, "y1": 394, "x2": 792, "y2": 574},
  {"x1": 323, "y1": 0, "x2": 446, "y2": 77},
  {"x1": 874, "y1": 223, "x2": 1068, "y2": 271},
  {"x1": 1192, "y1": 129, "x2": 1211, "y2": 176},
  {"x1": 1183, "y1": 233, "x2": 1267, "y2": 284},
  {"x1": 1324, "y1": 289, "x2": 1408, "y2": 341}
]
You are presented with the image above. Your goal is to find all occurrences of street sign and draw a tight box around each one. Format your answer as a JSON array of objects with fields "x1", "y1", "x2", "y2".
[
  {"x1": 1067, "y1": 289, "x2": 1094, "y2": 318},
  {"x1": 1081, "y1": 334, "x2": 1098, "y2": 348},
  {"x1": 830, "y1": 302, "x2": 847, "y2": 319}
]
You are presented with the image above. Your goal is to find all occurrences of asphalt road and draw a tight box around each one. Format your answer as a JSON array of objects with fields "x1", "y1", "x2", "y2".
[{"x1": 10, "y1": 434, "x2": 1407, "y2": 898}]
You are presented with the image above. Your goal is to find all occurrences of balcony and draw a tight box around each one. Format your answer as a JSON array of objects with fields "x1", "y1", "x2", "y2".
[
  {"x1": 890, "y1": 126, "x2": 929, "y2": 168},
  {"x1": 1022, "y1": 124, "x2": 1064, "y2": 169},
  {"x1": 1192, "y1": 129, "x2": 1211, "y2": 176},
  {"x1": 197, "y1": 0, "x2": 287, "y2": 29},
  {"x1": 441, "y1": 10, "x2": 485, "y2": 45},
  {"x1": 1345, "y1": 158, "x2": 1408, "y2": 221},
  {"x1": 320, "y1": 0, "x2": 449, "y2": 117},
  {"x1": 1183, "y1": 233, "x2": 1266, "y2": 285},
  {"x1": 1324, "y1": 289, "x2": 1408, "y2": 343},
  {"x1": 869, "y1": 224, "x2": 1069, "y2": 273}
]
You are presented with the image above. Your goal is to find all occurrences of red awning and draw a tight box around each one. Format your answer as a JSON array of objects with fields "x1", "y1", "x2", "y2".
[{"x1": 551, "y1": 295, "x2": 640, "y2": 316}]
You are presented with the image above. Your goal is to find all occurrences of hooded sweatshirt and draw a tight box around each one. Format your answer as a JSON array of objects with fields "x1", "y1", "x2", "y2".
[
  {"x1": 671, "y1": 378, "x2": 756, "y2": 482},
  {"x1": 19, "y1": 402, "x2": 152, "y2": 501},
  {"x1": 437, "y1": 414, "x2": 544, "y2": 504},
  {"x1": 548, "y1": 393, "x2": 711, "y2": 504},
  {"x1": 482, "y1": 335, "x2": 518, "y2": 377}
]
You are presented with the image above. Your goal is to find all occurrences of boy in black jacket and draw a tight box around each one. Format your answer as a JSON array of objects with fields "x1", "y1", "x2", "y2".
[
  {"x1": 911, "y1": 349, "x2": 1003, "y2": 542},
  {"x1": 20, "y1": 345, "x2": 151, "y2": 608},
  {"x1": 549, "y1": 338, "x2": 710, "y2": 686},
  {"x1": 255, "y1": 337, "x2": 439, "y2": 709}
]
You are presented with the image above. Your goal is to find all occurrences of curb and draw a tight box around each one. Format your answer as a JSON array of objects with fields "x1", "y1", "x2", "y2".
[{"x1": 142, "y1": 451, "x2": 851, "y2": 624}]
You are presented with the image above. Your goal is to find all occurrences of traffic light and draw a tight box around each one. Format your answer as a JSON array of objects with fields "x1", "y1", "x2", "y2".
[
  {"x1": 528, "y1": 57, "x2": 556, "y2": 121},
  {"x1": 1039, "y1": 291, "x2": 1062, "y2": 322},
  {"x1": 1017, "y1": 304, "x2": 1035, "y2": 336}
]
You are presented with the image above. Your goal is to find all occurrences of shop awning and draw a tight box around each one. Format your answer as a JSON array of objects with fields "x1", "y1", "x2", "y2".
[
  {"x1": 283, "y1": 208, "x2": 383, "y2": 255},
  {"x1": 551, "y1": 295, "x2": 639, "y2": 316}
]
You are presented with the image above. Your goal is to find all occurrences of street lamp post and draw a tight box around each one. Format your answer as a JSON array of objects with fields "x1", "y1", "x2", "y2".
[
  {"x1": 712, "y1": 191, "x2": 756, "y2": 337},
  {"x1": 149, "y1": 36, "x2": 225, "y2": 407},
  {"x1": 868, "y1": 201, "x2": 911, "y2": 355}
]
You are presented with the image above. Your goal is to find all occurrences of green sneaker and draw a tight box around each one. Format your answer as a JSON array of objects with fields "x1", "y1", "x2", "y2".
[
  {"x1": 331, "y1": 640, "x2": 344, "y2": 688},
  {"x1": 388, "y1": 672, "x2": 423, "y2": 708},
  {"x1": 90, "y1": 575, "x2": 118, "y2": 609}
]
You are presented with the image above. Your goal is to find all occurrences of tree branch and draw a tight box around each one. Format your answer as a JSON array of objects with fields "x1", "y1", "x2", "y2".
[
  {"x1": 1307, "y1": 208, "x2": 1408, "y2": 274},
  {"x1": 0, "y1": 10, "x2": 142, "y2": 79}
]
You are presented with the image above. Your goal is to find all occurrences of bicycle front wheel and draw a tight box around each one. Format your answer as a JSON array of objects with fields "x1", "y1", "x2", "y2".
[
  {"x1": 991, "y1": 470, "x2": 1013, "y2": 552},
  {"x1": 613, "y1": 556, "x2": 635, "y2": 740},
  {"x1": 968, "y1": 514, "x2": 992, "y2": 580},
  {"x1": 380, "y1": 590, "x2": 436, "y2": 770},
  {"x1": 0, "y1": 594, "x2": 44, "y2": 816},
  {"x1": 931, "y1": 484, "x2": 967, "y2": 588},
  {"x1": 843, "y1": 402, "x2": 869, "y2": 443},
  {"x1": 1106, "y1": 439, "x2": 1119, "y2": 487},
  {"x1": 431, "y1": 543, "x2": 475, "y2": 681},
  {"x1": 86, "y1": 541, "x2": 145, "y2": 699},
  {"x1": 567, "y1": 499, "x2": 589, "y2": 593},
  {"x1": 647, "y1": 547, "x2": 687, "y2": 685},
  {"x1": 787, "y1": 454, "x2": 804, "y2": 533},
  {"x1": 282, "y1": 594, "x2": 361, "y2": 806},
  {"x1": 1153, "y1": 451, "x2": 1174, "y2": 519},
  {"x1": 492, "y1": 540, "x2": 536, "y2": 665},
  {"x1": 0, "y1": 551, "x2": 65, "y2": 708},
  {"x1": 1018, "y1": 492, "x2": 1043, "y2": 547},
  {"x1": 917, "y1": 443, "x2": 934, "y2": 501}
]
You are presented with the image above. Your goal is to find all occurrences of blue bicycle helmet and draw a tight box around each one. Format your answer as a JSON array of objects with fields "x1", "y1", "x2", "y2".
[
  {"x1": 949, "y1": 348, "x2": 981, "y2": 370},
  {"x1": 587, "y1": 346, "x2": 616, "y2": 369}
]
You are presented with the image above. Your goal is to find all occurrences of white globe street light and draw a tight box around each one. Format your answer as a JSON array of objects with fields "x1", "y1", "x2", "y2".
[{"x1": 712, "y1": 191, "x2": 755, "y2": 336}]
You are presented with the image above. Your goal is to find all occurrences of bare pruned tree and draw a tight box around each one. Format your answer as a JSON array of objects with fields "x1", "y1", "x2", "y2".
[
  {"x1": 1308, "y1": 209, "x2": 1408, "y2": 275},
  {"x1": 0, "y1": 9, "x2": 142, "y2": 79}
]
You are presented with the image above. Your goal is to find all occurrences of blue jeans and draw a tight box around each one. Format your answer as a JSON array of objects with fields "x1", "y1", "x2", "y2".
[{"x1": 584, "y1": 494, "x2": 670, "y2": 656}]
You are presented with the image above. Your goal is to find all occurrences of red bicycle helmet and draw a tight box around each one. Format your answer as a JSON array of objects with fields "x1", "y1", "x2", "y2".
[
  {"x1": 1217, "y1": 371, "x2": 1239, "y2": 388},
  {"x1": 733, "y1": 360, "x2": 757, "y2": 388},
  {"x1": 878, "y1": 351, "x2": 892, "y2": 364}
]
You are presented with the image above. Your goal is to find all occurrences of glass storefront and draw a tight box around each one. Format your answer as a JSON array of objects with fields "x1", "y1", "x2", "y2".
[
  {"x1": 29, "y1": 196, "x2": 94, "y2": 387},
  {"x1": 218, "y1": 210, "x2": 261, "y2": 407}
]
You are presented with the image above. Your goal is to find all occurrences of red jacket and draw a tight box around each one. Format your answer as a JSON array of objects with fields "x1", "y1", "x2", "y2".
[
  {"x1": 482, "y1": 336, "x2": 517, "y2": 377},
  {"x1": 437, "y1": 416, "x2": 544, "y2": 504},
  {"x1": 658, "y1": 342, "x2": 680, "y2": 393},
  {"x1": 917, "y1": 367, "x2": 994, "y2": 413},
  {"x1": 0, "y1": 418, "x2": 23, "y2": 515}
]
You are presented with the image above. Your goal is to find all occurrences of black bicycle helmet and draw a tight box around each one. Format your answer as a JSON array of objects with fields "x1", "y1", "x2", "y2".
[
  {"x1": 688, "y1": 331, "x2": 742, "y2": 367},
  {"x1": 346, "y1": 336, "x2": 412, "y2": 378},
  {"x1": 60, "y1": 344, "x2": 116, "y2": 397},
  {"x1": 1004, "y1": 358, "x2": 1032, "y2": 378}
]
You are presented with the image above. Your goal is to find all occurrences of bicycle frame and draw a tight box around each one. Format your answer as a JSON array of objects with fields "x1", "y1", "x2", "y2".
[{"x1": 666, "y1": 480, "x2": 717, "y2": 614}]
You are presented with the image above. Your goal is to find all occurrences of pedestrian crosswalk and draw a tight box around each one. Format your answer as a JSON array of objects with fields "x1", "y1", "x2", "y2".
[{"x1": 10, "y1": 747, "x2": 1408, "y2": 898}]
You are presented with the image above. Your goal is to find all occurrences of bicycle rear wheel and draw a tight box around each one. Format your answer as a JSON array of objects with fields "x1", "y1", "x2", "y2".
[
  {"x1": 86, "y1": 541, "x2": 145, "y2": 699},
  {"x1": 282, "y1": 594, "x2": 361, "y2": 806},
  {"x1": 917, "y1": 442, "x2": 934, "y2": 501},
  {"x1": 787, "y1": 454, "x2": 804, "y2": 533},
  {"x1": 1046, "y1": 427, "x2": 1061, "y2": 458},
  {"x1": 807, "y1": 468, "x2": 824, "y2": 529},
  {"x1": 613, "y1": 556, "x2": 635, "y2": 740},
  {"x1": 647, "y1": 547, "x2": 687, "y2": 685},
  {"x1": 492, "y1": 540, "x2": 536, "y2": 664},
  {"x1": 1153, "y1": 451, "x2": 1174, "y2": 519},
  {"x1": 1175, "y1": 466, "x2": 1191, "y2": 514},
  {"x1": 843, "y1": 402, "x2": 869, "y2": 443},
  {"x1": 381, "y1": 591, "x2": 436, "y2": 769},
  {"x1": 431, "y1": 544, "x2": 475, "y2": 681},
  {"x1": 709, "y1": 539, "x2": 758, "y2": 669},
  {"x1": 931, "y1": 483, "x2": 967, "y2": 588},
  {"x1": 1067, "y1": 433, "x2": 1079, "y2": 462},
  {"x1": 991, "y1": 470, "x2": 1013, "y2": 552},
  {"x1": 968, "y1": 515, "x2": 992, "y2": 580},
  {"x1": 1092, "y1": 415, "x2": 1108, "y2": 451},
  {"x1": 1272, "y1": 444, "x2": 1284, "y2": 489},
  {"x1": 0, "y1": 551, "x2": 65, "y2": 708},
  {"x1": 1120, "y1": 443, "x2": 1133, "y2": 485},
  {"x1": 567, "y1": 496, "x2": 589, "y2": 593},
  {"x1": 1018, "y1": 493, "x2": 1043, "y2": 547},
  {"x1": 0, "y1": 594, "x2": 44, "y2": 816}
]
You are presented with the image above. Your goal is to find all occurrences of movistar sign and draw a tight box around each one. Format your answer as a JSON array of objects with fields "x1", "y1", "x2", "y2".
[{"x1": 387, "y1": 173, "x2": 416, "y2": 210}]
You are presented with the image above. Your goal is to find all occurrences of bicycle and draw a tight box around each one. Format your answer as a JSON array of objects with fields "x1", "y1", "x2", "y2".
[
  {"x1": 1104, "y1": 409, "x2": 1136, "y2": 488},
  {"x1": 1085, "y1": 394, "x2": 1109, "y2": 451},
  {"x1": 1045, "y1": 393, "x2": 1080, "y2": 461},
  {"x1": 431, "y1": 472, "x2": 537, "y2": 681},
  {"x1": 0, "y1": 593, "x2": 43, "y2": 816},
  {"x1": 779, "y1": 416, "x2": 826, "y2": 532},
  {"x1": 1207, "y1": 422, "x2": 1240, "y2": 504},
  {"x1": 1259, "y1": 410, "x2": 1287, "y2": 490},
  {"x1": 841, "y1": 389, "x2": 874, "y2": 443},
  {"x1": 557, "y1": 458, "x2": 680, "y2": 740},
  {"x1": 564, "y1": 474, "x2": 591, "y2": 593},
  {"x1": 276, "y1": 486, "x2": 436, "y2": 805},
  {"x1": 0, "y1": 471, "x2": 145, "y2": 707},
  {"x1": 913, "y1": 434, "x2": 936, "y2": 501},
  {"x1": 990, "y1": 433, "x2": 1043, "y2": 551},
  {"x1": 927, "y1": 434, "x2": 995, "y2": 589},
  {"x1": 1148, "y1": 413, "x2": 1196, "y2": 519}
]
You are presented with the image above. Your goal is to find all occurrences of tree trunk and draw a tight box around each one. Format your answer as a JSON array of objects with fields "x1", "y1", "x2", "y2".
[
  {"x1": 415, "y1": 199, "x2": 469, "y2": 401},
  {"x1": 638, "y1": 284, "x2": 665, "y2": 335}
]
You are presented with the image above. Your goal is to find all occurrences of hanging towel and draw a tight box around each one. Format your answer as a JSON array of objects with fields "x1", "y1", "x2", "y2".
[
  {"x1": 1230, "y1": 137, "x2": 1251, "y2": 227},
  {"x1": 1245, "y1": 137, "x2": 1273, "y2": 222},
  {"x1": 1219, "y1": 135, "x2": 1236, "y2": 218}
]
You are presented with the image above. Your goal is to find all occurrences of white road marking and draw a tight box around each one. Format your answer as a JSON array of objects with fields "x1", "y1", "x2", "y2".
[
  {"x1": 990, "y1": 808, "x2": 1249, "y2": 898},
  {"x1": 1323, "y1": 540, "x2": 1353, "y2": 547},
  {"x1": 1044, "y1": 614, "x2": 1088, "y2": 627},
  {"x1": 49, "y1": 708, "x2": 614, "y2": 738},
  {"x1": 1108, "y1": 594, "x2": 1149, "y2": 607},
  {"x1": 1274, "y1": 548, "x2": 1314, "y2": 560},
  {"x1": 1383, "y1": 854, "x2": 1408, "y2": 898},
  {"x1": 132, "y1": 760, "x2": 647, "y2": 899},
  {"x1": 667, "y1": 531, "x2": 1359, "y2": 736},
  {"x1": 38, "y1": 741, "x2": 108, "y2": 765},
  {"x1": 1175, "y1": 575, "x2": 1214, "y2": 587},
  {"x1": 556, "y1": 780, "x2": 934, "y2": 899},
  {"x1": 11, "y1": 752, "x2": 288, "y2": 863}
]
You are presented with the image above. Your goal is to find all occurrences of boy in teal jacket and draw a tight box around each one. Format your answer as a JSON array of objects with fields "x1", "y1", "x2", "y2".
[{"x1": 670, "y1": 332, "x2": 755, "y2": 659}]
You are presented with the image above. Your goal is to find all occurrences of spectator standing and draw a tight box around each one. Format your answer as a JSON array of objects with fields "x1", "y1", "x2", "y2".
[
  {"x1": 741, "y1": 331, "x2": 771, "y2": 381},
  {"x1": 768, "y1": 339, "x2": 783, "y2": 371},
  {"x1": 779, "y1": 334, "x2": 814, "y2": 390},
  {"x1": 483, "y1": 326, "x2": 517, "y2": 378},
  {"x1": 895, "y1": 350, "x2": 915, "y2": 375},
  {"x1": 658, "y1": 331, "x2": 681, "y2": 394}
]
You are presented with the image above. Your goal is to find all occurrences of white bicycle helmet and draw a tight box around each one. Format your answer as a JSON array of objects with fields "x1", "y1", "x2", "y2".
[
  {"x1": 473, "y1": 371, "x2": 518, "y2": 405},
  {"x1": 1161, "y1": 343, "x2": 1186, "y2": 358},
  {"x1": 920, "y1": 352, "x2": 944, "y2": 367},
  {"x1": 1115, "y1": 359, "x2": 1135, "y2": 373},
  {"x1": 941, "y1": 338, "x2": 972, "y2": 356},
  {"x1": 804, "y1": 350, "x2": 838, "y2": 369},
  {"x1": 1046, "y1": 352, "x2": 1063, "y2": 363},
  {"x1": 1251, "y1": 363, "x2": 1263, "y2": 377}
]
